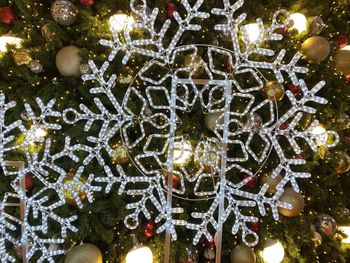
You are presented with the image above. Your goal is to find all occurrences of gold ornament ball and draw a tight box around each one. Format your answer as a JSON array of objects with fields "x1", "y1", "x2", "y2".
[
  {"x1": 13, "y1": 49, "x2": 32, "y2": 65},
  {"x1": 301, "y1": 36, "x2": 330, "y2": 64},
  {"x1": 278, "y1": 187, "x2": 305, "y2": 217},
  {"x1": 62, "y1": 172, "x2": 88, "y2": 206},
  {"x1": 111, "y1": 143, "x2": 129, "y2": 164},
  {"x1": 203, "y1": 248, "x2": 215, "y2": 260},
  {"x1": 55, "y1": 46, "x2": 82, "y2": 76},
  {"x1": 205, "y1": 111, "x2": 224, "y2": 132},
  {"x1": 334, "y1": 47, "x2": 350, "y2": 75},
  {"x1": 260, "y1": 173, "x2": 283, "y2": 194},
  {"x1": 65, "y1": 243, "x2": 102, "y2": 263},
  {"x1": 263, "y1": 81, "x2": 285, "y2": 101},
  {"x1": 230, "y1": 245, "x2": 256, "y2": 263}
]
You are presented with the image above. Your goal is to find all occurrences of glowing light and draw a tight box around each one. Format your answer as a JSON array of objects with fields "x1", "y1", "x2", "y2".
[
  {"x1": 290, "y1": 13, "x2": 307, "y2": 33},
  {"x1": 339, "y1": 226, "x2": 350, "y2": 244},
  {"x1": 27, "y1": 126, "x2": 48, "y2": 142},
  {"x1": 341, "y1": 45, "x2": 350, "y2": 51},
  {"x1": 261, "y1": 239, "x2": 285, "y2": 263},
  {"x1": 34, "y1": 127, "x2": 48, "y2": 138},
  {"x1": 126, "y1": 245, "x2": 153, "y2": 263},
  {"x1": 311, "y1": 125, "x2": 328, "y2": 145},
  {"x1": 244, "y1": 23, "x2": 261, "y2": 43},
  {"x1": 173, "y1": 140, "x2": 193, "y2": 165},
  {"x1": 0, "y1": 34, "x2": 22, "y2": 52},
  {"x1": 109, "y1": 12, "x2": 135, "y2": 32}
]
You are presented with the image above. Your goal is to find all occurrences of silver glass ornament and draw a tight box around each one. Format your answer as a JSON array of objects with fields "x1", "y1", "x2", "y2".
[
  {"x1": 310, "y1": 16, "x2": 325, "y2": 35},
  {"x1": 79, "y1": 64, "x2": 91, "y2": 75},
  {"x1": 339, "y1": 208, "x2": 350, "y2": 217},
  {"x1": 29, "y1": 60, "x2": 43, "y2": 74},
  {"x1": 315, "y1": 214, "x2": 337, "y2": 236},
  {"x1": 51, "y1": 0, "x2": 77, "y2": 26}
]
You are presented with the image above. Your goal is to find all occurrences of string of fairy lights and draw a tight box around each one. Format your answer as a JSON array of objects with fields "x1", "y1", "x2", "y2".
[{"x1": 0, "y1": 1, "x2": 349, "y2": 263}]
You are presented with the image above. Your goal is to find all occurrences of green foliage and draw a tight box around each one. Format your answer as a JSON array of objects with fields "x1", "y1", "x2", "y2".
[{"x1": 0, "y1": 0, "x2": 350, "y2": 262}]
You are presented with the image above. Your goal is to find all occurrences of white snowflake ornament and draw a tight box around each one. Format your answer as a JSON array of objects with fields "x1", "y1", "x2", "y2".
[{"x1": 0, "y1": 94, "x2": 102, "y2": 262}]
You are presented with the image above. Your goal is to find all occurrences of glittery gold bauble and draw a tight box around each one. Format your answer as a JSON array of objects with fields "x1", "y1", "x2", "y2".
[
  {"x1": 334, "y1": 47, "x2": 350, "y2": 75},
  {"x1": 13, "y1": 49, "x2": 31, "y2": 65},
  {"x1": 51, "y1": 0, "x2": 77, "y2": 26},
  {"x1": 41, "y1": 24, "x2": 53, "y2": 40},
  {"x1": 204, "y1": 111, "x2": 224, "y2": 132},
  {"x1": 62, "y1": 172, "x2": 87, "y2": 206},
  {"x1": 65, "y1": 243, "x2": 102, "y2": 263},
  {"x1": 55, "y1": 46, "x2": 81, "y2": 76},
  {"x1": 334, "y1": 151, "x2": 350, "y2": 174},
  {"x1": 263, "y1": 81, "x2": 285, "y2": 101},
  {"x1": 194, "y1": 142, "x2": 220, "y2": 173},
  {"x1": 230, "y1": 245, "x2": 256, "y2": 263},
  {"x1": 301, "y1": 36, "x2": 330, "y2": 64},
  {"x1": 184, "y1": 54, "x2": 205, "y2": 78},
  {"x1": 111, "y1": 143, "x2": 129, "y2": 164},
  {"x1": 260, "y1": 173, "x2": 283, "y2": 194},
  {"x1": 278, "y1": 187, "x2": 305, "y2": 217}
]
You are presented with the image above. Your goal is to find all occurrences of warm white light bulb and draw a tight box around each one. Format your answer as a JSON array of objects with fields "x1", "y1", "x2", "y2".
[
  {"x1": 339, "y1": 226, "x2": 350, "y2": 244},
  {"x1": 109, "y1": 13, "x2": 135, "y2": 32},
  {"x1": 244, "y1": 23, "x2": 261, "y2": 43},
  {"x1": 27, "y1": 126, "x2": 48, "y2": 142},
  {"x1": 290, "y1": 13, "x2": 307, "y2": 33},
  {"x1": 34, "y1": 127, "x2": 48, "y2": 138},
  {"x1": 0, "y1": 34, "x2": 22, "y2": 52},
  {"x1": 311, "y1": 125, "x2": 328, "y2": 145},
  {"x1": 173, "y1": 140, "x2": 192, "y2": 165},
  {"x1": 261, "y1": 239, "x2": 285, "y2": 263},
  {"x1": 126, "y1": 246, "x2": 153, "y2": 263}
]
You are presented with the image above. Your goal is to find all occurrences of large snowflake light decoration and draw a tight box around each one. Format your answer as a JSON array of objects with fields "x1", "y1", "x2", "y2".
[
  {"x1": 61, "y1": 0, "x2": 340, "y2": 249},
  {"x1": 0, "y1": 0, "x2": 341, "y2": 262}
]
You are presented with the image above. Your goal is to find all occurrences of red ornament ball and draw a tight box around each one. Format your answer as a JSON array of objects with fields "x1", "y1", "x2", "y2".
[
  {"x1": 143, "y1": 220, "x2": 156, "y2": 238},
  {"x1": 166, "y1": 2, "x2": 177, "y2": 19},
  {"x1": 224, "y1": 61, "x2": 231, "y2": 73},
  {"x1": 0, "y1": 7, "x2": 16, "y2": 25},
  {"x1": 288, "y1": 85, "x2": 301, "y2": 97},
  {"x1": 293, "y1": 154, "x2": 304, "y2": 160},
  {"x1": 288, "y1": 84, "x2": 301, "y2": 96},
  {"x1": 25, "y1": 173, "x2": 35, "y2": 191},
  {"x1": 276, "y1": 26, "x2": 287, "y2": 35},
  {"x1": 337, "y1": 35, "x2": 348, "y2": 49},
  {"x1": 165, "y1": 173, "x2": 181, "y2": 190},
  {"x1": 279, "y1": 122, "x2": 288, "y2": 130},
  {"x1": 244, "y1": 175, "x2": 257, "y2": 188},
  {"x1": 205, "y1": 236, "x2": 216, "y2": 249},
  {"x1": 250, "y1": 221, "x2": 260, "y2": 232},
  {"x1": 80, "y1": 0, "x2": 94, "y2": 6},
  {"x1": 346, "y1": 75, "x2": 350, "y2": 84}
]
